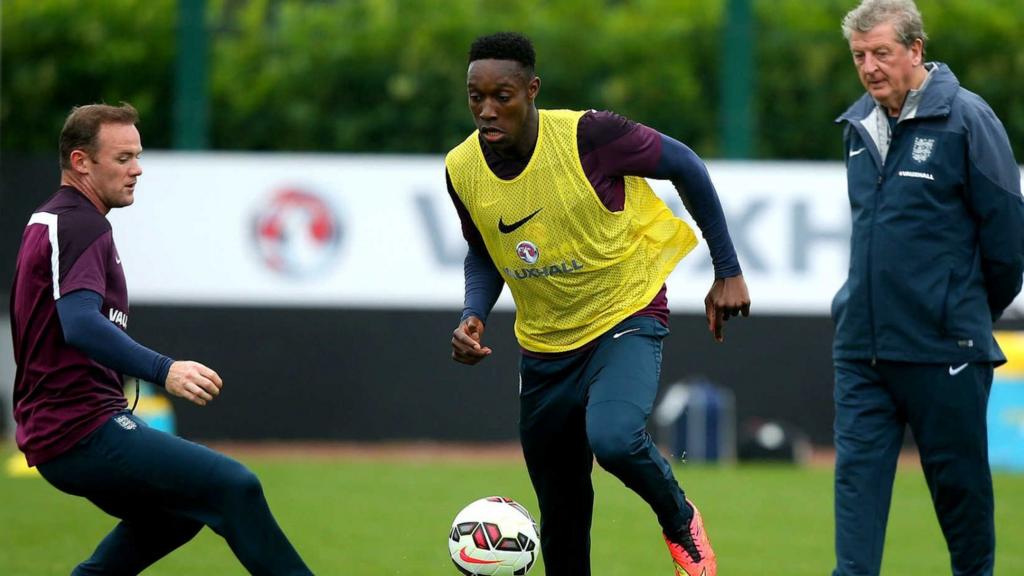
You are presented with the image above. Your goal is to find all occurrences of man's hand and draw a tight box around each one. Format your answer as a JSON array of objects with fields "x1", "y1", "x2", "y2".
[
  {"x1": 452, "y1": 316, "x2": 493, "y2": 365},
  {"x1": 164, "y1": 360, "x2": 223, "y2": 406},
  {"x1": 704, "y1": 274, "x2": 751, "y2": 343}
]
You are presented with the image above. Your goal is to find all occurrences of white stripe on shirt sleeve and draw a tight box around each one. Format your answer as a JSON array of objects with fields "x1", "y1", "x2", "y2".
[{"x1": 27, "y1": 212, "x2": 61, "y2": 300}]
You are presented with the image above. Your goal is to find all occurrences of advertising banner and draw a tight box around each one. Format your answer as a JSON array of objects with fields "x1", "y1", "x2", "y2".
[
  {"x1": 108, "y1": 154, "x2": 1024, "y2": 316},
  {"x1": 109, "y1": 154, "x2": 856, "y2": 314}
]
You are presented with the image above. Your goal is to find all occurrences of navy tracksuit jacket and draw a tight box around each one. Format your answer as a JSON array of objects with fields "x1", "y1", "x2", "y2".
[{"x1": 832, "y1": 62, "x2": 1024, "y2": 364}]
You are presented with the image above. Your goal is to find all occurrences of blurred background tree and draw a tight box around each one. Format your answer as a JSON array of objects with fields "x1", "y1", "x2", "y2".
[
  {"x1": 1, "y1": 0, "x2": 176, "y2": 152},
  {"x1": 2, "y1": 0, "x2": 1022, "y2": 159}
]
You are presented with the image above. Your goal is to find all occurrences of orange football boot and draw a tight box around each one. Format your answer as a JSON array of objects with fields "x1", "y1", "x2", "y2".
[{"x1": 663, "y1": 499, "x2": 717, "y2": 576}]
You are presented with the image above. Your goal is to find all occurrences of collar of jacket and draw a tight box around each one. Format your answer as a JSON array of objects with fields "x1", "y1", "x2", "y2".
[{"x1": 835, "y1": 62, "x2": 960, "y2": 125}]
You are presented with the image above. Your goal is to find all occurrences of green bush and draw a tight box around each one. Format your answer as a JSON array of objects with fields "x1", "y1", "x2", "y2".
[
  {"x1": 1, "y1": 0, "x2": 176, "y2": 152},
  {"x1": 2, "y1": 0, "x2": 1021, "y2": 159}
]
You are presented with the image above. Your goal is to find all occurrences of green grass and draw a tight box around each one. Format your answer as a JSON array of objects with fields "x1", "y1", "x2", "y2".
[{"x1": 1, "y1": 450, "x2": 1022, "y2": 575}]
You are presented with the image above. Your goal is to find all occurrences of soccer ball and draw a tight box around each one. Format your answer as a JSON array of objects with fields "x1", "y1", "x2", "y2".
[{"x1": 448, "y1": 496, "x2": 540, "y2": 575}]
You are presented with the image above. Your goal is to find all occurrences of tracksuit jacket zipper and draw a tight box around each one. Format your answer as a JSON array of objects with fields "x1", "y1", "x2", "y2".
[
  {"x1": 848, "y1": 119, "x2": 899, "y2": 366},
  {"x1": 869, "y1": 171, "x2": 881, "y2": 366}
]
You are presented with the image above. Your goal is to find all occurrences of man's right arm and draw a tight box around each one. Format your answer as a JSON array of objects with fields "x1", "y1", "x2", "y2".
[
  {"x1": 446, "y1": 170, "x2": 505, "y2": 323},
  {"x1": 462, "y1": 242, "x2": 505, "y2": 323},
  {"x1": 447, "y1": 170, "x2": 502, "y2": 363}
]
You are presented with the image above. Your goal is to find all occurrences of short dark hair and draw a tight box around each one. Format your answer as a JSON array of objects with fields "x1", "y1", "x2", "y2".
[
  {"x1": 469, "y1": 32, "x2": 536, "y2": 74},
  {"x1": 59, "y1": 103, "x2": 139, "y2": 170}
]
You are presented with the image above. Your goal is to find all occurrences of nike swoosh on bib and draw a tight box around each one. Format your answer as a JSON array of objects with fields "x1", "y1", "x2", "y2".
[{"x1": 498, "y1": 208, "x2": 542, "y2": 234}]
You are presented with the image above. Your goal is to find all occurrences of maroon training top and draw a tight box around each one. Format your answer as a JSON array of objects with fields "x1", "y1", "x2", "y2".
[{"x1": 10, "y1": 186, "x2": 129, "y2": 466}]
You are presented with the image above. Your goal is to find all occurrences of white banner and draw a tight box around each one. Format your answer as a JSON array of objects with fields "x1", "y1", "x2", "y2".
[{"x1": 107, "y1": 153, "x2": 1022, "y2": 315}]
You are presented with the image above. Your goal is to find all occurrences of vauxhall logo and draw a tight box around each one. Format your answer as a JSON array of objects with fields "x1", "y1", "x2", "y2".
[
  {"x1": 504, "y1": 260, "x2": 584, "y2": 280},
  {"x1": 108, "y1": 307, "x2": 128, "y2": 329},
  {"x1": 505, "y1": 240, "x2": 584, "y2": 280}
]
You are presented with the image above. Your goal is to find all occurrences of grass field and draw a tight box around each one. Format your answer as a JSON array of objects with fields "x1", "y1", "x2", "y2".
[{"x1": 2, "y1": 447, "x2": 1022, "y2": 575}]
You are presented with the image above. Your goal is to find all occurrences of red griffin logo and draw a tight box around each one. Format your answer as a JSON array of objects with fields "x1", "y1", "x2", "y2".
[
  {"x1": 515, "y1": 241, "x2": 539, "y2": 264},
  {"x1": 254, "y1": 188, "x2": 342, "y2": 277}
]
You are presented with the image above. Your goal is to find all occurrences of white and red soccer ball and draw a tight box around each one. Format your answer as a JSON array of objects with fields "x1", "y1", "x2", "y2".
[{"x1": 448, "y1": 496, "x2": 540, "y2": 575}]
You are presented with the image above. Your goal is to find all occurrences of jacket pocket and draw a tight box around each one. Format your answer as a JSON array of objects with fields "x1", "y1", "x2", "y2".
[
  {"x1": 831, "y1": 281, "x2": 849, "y2": 324},
  {"x1": 938, "y1": 268, "x2": 954, "y2": 336}
]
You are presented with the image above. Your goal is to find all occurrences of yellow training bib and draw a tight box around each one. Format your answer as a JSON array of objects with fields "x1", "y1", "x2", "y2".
[{"x1": 446, "y1": 109, "x2": 697, "y2": 352}]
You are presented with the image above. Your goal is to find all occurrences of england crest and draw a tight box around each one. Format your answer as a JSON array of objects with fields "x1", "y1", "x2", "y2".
[{"x1": 911, "y1": 137, "x2": 935, "y2": 163}]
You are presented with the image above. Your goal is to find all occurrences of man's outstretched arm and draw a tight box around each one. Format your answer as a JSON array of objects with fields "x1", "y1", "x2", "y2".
[
  {"x1": 652, "y1": 134, "x2": 749, "y2": 341},
  {"x1": 57, "y1": 289, "x2": 222, "y2": 404}
]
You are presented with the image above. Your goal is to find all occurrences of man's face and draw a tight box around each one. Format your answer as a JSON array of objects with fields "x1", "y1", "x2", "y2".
[
  {"x1": 849, "y1": 21, "x2": 924, "y2": 114},
  {"x1": 85, "y1": 123, "x2": 143, "y2": 211},
  {"x1": 467, "y1": 59, "x2": 539, "y2": 155}
]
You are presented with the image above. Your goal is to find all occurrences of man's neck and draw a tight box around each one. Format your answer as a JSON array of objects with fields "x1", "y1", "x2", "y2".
[
  {"x1": 60, "y1": 173, "x2": 108, "y2": 214},
  {"x1": 493, "y1": 108, "x2": 540, "y2": 162},
  {"x1": 885, "y1": 65, "x2": 930, "y2": 117}
]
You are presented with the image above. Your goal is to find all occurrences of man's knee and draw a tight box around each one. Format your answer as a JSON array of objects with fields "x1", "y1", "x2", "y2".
[
  {"x1": 587, "y1": 418, "x2": 643, "y2": 470},
  {"x1": 211, "y1": 458, "x2": 264, "y2": 503},
  {"x1": 588, "y1": 400, "x2": 649, "y2": 467}
]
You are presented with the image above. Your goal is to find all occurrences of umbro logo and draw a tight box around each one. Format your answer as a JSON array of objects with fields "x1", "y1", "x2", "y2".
[
  {"x1": 114, "y1": 414, "x2": 137, "y2": 431},
  {"x1": 498, "y1": 208, "x2": 542, "y2": 234}
]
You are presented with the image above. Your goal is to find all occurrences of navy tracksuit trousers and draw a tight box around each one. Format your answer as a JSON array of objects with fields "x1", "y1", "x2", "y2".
[
  {"x1": 519, "y1": 316, "x2": 690, "y2": 576},
  {"x1": 833, "y1": 359, "x2": 994, "y2": 576},
  {"x1": 37, "y1": 411, "x2": 312, "y2": 576}
]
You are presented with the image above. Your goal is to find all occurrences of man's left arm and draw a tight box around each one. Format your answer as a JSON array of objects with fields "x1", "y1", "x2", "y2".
[
  {"x1": 964, "y1": 105, "x2": 1024, "y2": 320},
  {"x1": 590, "y1": 112, "x2": 749, "y2": 339},
  {"x1": 651, "y1": 134, "x2": 742, "y2": 279},
  {"x1": 651, "y1": 134, "x2": 750, "y2": 340}
]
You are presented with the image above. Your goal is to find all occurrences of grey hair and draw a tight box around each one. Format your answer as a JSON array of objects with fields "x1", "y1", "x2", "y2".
[{"x1": 841, "y1": 0, "x2": 928, "y2": 47}]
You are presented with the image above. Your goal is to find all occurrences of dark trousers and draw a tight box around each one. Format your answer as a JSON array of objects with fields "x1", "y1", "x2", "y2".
[
  {"x1": 519, "y1": 316, "x2": 689, "y2": 576},
  {"x1": 832, "y1": 359, "x2": 994, "y2": 576},
  {"x1": 37, "y1": 411, "x2": 312, "y2": 576}
]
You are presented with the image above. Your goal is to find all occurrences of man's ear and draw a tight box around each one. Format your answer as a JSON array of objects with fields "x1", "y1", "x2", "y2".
[
  {"x1": 911, "y1": 38, "x2": 924, "y2": 66},
  {"x1": 528, "y1": 76, "x2": 541, "y2": 102},
  {"x1": 68, "y1": 149, "x2": 91, "y2": 174}
]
